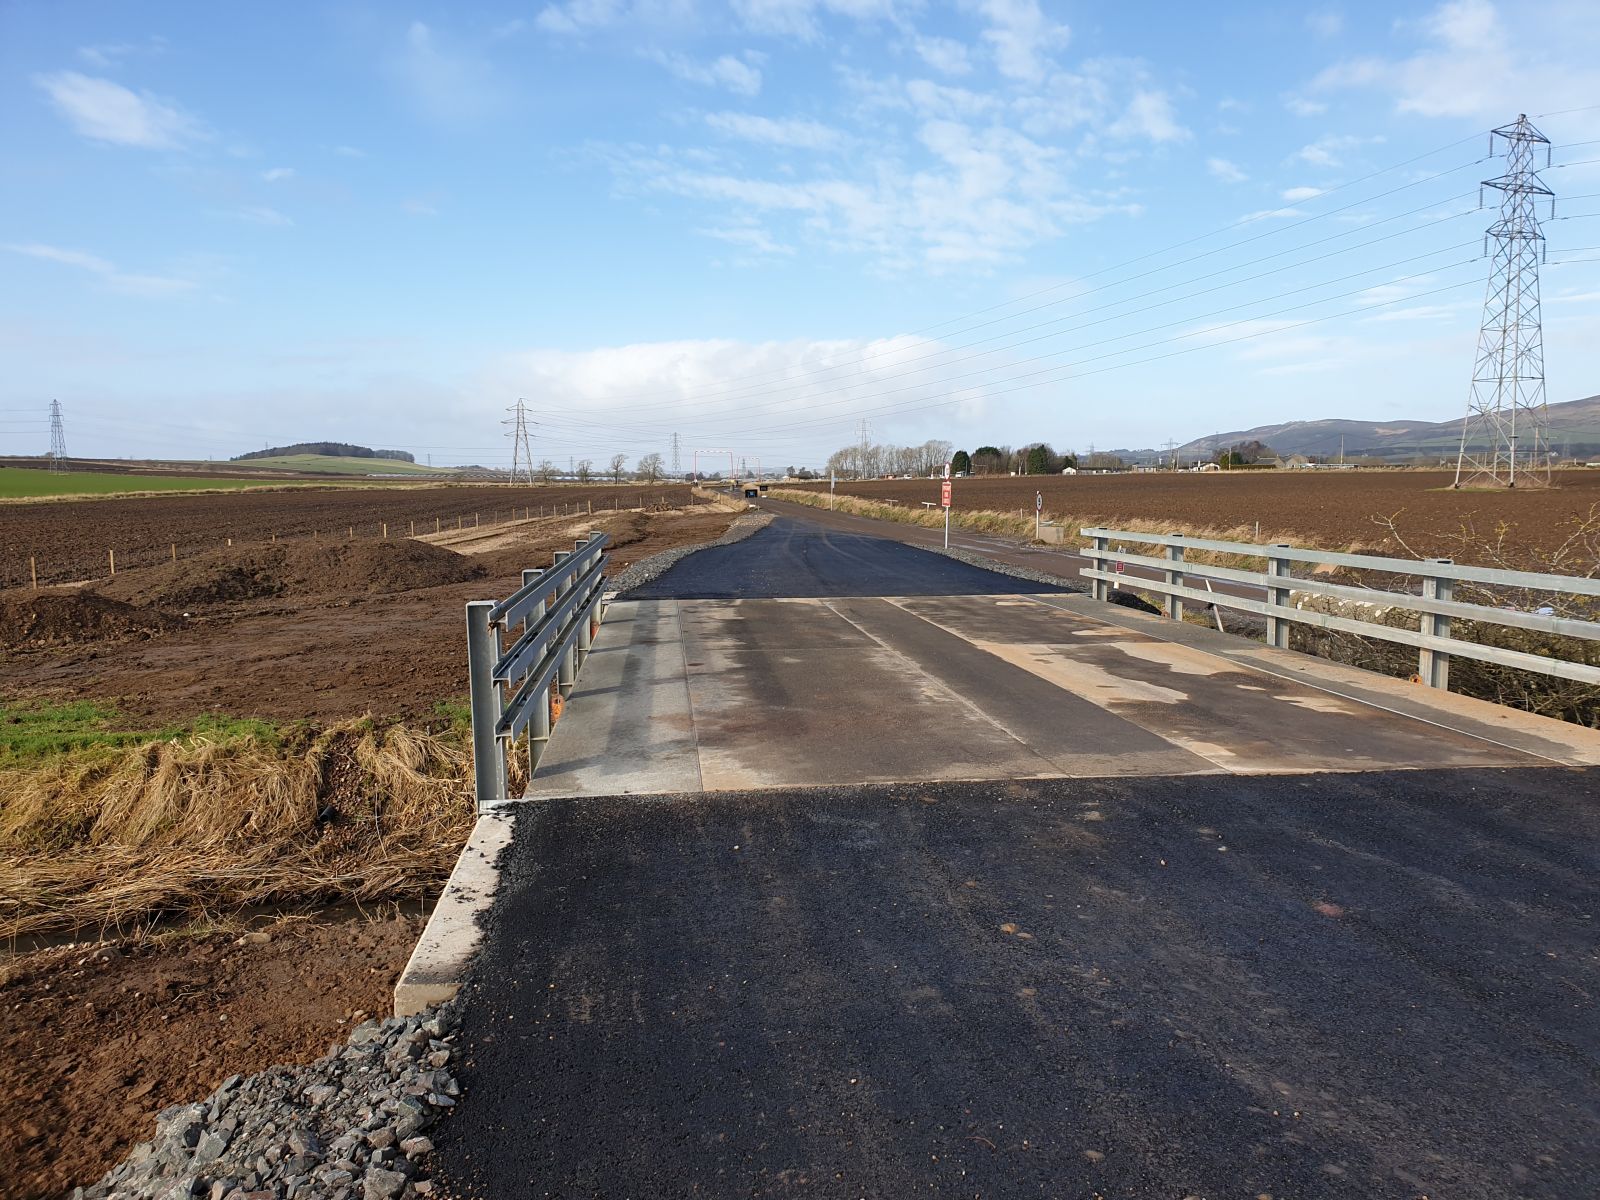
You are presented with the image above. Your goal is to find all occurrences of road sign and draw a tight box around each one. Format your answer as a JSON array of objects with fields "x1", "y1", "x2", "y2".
[
  {"x1": 941, "y1": 480, "x2": 952, "y2": 507},
  {"x1": 1035, "y1": 491, "x2": 1043, "y2": 512}
]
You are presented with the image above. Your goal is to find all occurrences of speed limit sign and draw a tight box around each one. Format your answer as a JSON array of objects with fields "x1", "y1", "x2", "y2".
[{"x1": 1035, "y1": 491, "x2": 1043, "y2": 512}]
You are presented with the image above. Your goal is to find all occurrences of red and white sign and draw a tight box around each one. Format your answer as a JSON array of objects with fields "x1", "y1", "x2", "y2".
[{"x1": 940, "y1": 479, "x2": 952, "y2": 508}]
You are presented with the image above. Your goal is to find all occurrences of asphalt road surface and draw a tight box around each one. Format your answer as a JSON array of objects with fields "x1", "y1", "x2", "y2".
[
  {"x1": 433, "y1": 768, "x2": 1600, "y2": 1200},
  {"x1": 626, "y1": 515, "x2": 1065, "y2": 599}
]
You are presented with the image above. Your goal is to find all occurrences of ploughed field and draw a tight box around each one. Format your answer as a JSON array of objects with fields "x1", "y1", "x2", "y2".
[
  {"x1": 2, "y1": 481, "x2": 699, "y2": 588},
  {"x1": 789, "y1": 469, "x2": 1600, "y2": 558}
]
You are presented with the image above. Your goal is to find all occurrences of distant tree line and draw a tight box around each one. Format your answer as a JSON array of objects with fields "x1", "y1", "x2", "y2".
[{"x1": 233, "y1": 442, "x2": 415, "y2": 463}]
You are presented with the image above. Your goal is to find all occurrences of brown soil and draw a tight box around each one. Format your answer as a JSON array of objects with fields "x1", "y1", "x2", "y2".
[
  {"x1": 2, "y1": 508, "x2": 737, "y2": 724},
  {"x1": 790, "y1": 470, "x2": 1600, "y2": 564},
  {"x1": 94, "y1": 539, "x2": 485, "y2": 609},
  {"x1": 0, "y1": 591, "x2": 176, "y2": 651},
  {"x1": 0, "y1": 913, "x2": 424, "y2": 1200},
  {"x1": 3, "y1": 482, "x2": 701, "y2": 589}
]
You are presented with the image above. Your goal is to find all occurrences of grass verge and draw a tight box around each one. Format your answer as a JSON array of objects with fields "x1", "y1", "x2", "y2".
[{"x1": 0, "y1": 715, "x2": 474, "y2": 941}]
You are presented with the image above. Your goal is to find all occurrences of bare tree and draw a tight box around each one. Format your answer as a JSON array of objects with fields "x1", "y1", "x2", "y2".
[
  {"x1": 636, "y1": 452, "x2": 664, "y2": 482},
  {"x1": 608, "y1": 453, "x2": 628, "y2": 484},
  {"x1": 535, "y1": 459, "x2": 557, "y2": 483},
  {"x1": 575, "y1": 458, "x2": 593, "y2": 483}
]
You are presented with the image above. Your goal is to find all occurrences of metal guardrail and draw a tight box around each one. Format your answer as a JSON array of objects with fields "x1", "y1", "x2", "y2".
[
  {"x1": 465, "y1": 531, "x2": 609, "y2": 811},
  {"x1": 1081, "y1": 527, "x2": 1600, "y2": 692}
]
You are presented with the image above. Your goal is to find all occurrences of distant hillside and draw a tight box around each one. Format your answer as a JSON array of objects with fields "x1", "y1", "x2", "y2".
[
  {"x1": 1173, "y1": 395, "x2": 1600, "y2": 462},
  {"x1": 234, "y1": 442, "x2": 415, "y2": 463},
  {"x1": 237, "y1": 454, "x2": 448, "y2": 476}
]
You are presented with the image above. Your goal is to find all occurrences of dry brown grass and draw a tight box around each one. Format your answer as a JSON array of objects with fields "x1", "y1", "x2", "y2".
[{"x1": 0, "y1": 720, "x2": 475, "y2": 941}]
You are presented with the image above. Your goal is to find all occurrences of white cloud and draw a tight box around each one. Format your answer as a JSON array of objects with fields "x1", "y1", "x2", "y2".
[
  {"x1": 705, "y1": 112, "x2": 843, "y2": 150},
  {"x1": 1239, "y1": 206, "x2": 1308, "y2": 222},
  {"x1": 403, "y1": 198, "x2": 440, "y2": 217},
  {"x1": 536, "y1": 0, "x2": 624, "y2": 34},
  {"x1": 1305, "y1": 9, "x2": 1343, "y2": 38},
  {"x1": 33, "y1": 71, "x2": 206, "y2": 149},
  {"x1": 1281, "y1": 185, "x2": 1325, "y2": 201},
  {"x1": 970, "y1": 0, "x2": 1070, "y2": 83},
  {"x1": 1284, "y1": 95, "x2": 1327, "y2": 116},
  {"x1": 698, "y1": 222, "x2": 795, "y2": 257},
  {"x1": 729, "y1": 0, "x2": 900, "y2": 40},
  {"x1": 333, "y1": 145, "x2": 368, "y2": 158},
  {"x1": 1310, "y1": 0, "x2": 1600, "y2": 119},
  {"x1": 4, "y1": 241, "x2": 198, "y2": 296},
  {"x1": 913, "y1": 36, "x2": 973, "y2": 76},
  {"x1": 1207, "y1": 157, "x2": 1247, "y2": 183},
  {"x1": 1294, "y1": 133, "x2": 1381, "y2": 168},
  {"x1": 650, "y1": 50, "x2": 764, "y2": 96},
  {"x1": 261, "y1": 166, "x2": 296, "y2": 182},
  {"x1": 228, "y1": 206, "x2": 294, "y2": 227},
  {"x1": 389, "y1": 21, "x2": 506, "y2": 124},
  {"x1": 1110, "y1": 91, "x2": 1188, "y2": 142}
]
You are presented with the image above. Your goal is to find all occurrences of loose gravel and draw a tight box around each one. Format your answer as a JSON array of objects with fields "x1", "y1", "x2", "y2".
[
  {"x1": 927, "y1": 544, "x2": 1087, "y2": 592},
  {"x1": 610, "y1": 511, "x2": 773, "y2": 595},
  {"x1": 76, "y1": 1004, "x2": 463, "y2": 1200}
]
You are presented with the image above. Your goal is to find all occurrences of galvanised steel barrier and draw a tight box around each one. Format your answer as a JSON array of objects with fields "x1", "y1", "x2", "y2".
[
  {"x1": 1081, "y1": 527, "x2": 1600, "y2": 692},
  {"x1": 465, "y1": 531, "x2": 609, "y2": 811}
]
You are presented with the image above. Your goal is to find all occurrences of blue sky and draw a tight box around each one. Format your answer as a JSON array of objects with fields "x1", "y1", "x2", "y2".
[{"x1": 3, "y1": 0, "x2": 1599, "y2": 470}]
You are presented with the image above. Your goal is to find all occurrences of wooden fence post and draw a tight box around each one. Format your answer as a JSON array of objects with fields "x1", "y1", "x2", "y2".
[{"x1": 30, "y1": 556, "x2": 37, "y2": 590}]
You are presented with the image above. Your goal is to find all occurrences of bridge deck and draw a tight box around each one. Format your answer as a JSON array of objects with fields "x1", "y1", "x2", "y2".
[{"x1": 525, "y1": 591, "x2": 1596, "y2": 799}]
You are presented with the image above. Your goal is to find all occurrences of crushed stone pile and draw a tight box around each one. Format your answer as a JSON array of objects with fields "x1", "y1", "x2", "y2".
[
  {"x1": 77, "y1": 1004, "x2": 462, "y2": 1200},
  {"x1": 95, "y1": 541, "x2": 484, "y2": 609},
  {"x1": 0, "y1": 591, "x2": 176, "y2": 651}
]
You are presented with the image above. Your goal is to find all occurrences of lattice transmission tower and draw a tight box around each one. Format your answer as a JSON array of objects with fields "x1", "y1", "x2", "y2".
[
  {"x1": 1454, "y1": 115, "x2": 1555, "y2": 489},
  {"x1": 504, "y1": 398, "x2": 534, "y2": 485},
  {"x1": 48, "y1": 399, "x2": 67, "y2": 472},
  {"x1": 671, "y1": 432, "x2": 681, "y2": 476}
]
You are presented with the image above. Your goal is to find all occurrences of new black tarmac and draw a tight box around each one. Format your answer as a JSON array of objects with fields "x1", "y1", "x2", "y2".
[{"x1": 432, "y1": 769, "x2": 1600, "y2": 1199}]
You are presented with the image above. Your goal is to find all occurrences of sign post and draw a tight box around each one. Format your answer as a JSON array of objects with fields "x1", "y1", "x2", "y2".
[
  {"x1": 830, "y1": 470, "x2": 836, "y2": 510},
  {"x1": 1035, "y1": 490, "x2": 1043, "y2": 541},
  {"x1": 941, "y1": 462, "x2": 952, "y2": 548}
]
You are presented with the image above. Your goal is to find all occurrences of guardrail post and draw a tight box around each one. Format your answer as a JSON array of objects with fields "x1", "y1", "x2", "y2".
[
  {"x1": 1265, "y1": 544, "x2": 1291, "y2": 650},
  {"x1": 1091, "y1": 534, "x2": 1109, "y2": 602},
  {"x1": 1418, "y1": 558, "x2": 1454, "y2": 690},
  {"x1": 465, "y1": 600, "x2": 504, "y2": 813},
  {"x1": 520, "y1": 569, "x2": 552, "y2": 772},
  {"x1": 555, "y1": 550, "x2": 577, "y2": 694},
  {"x1": 1164, "y1": 541, "x2": 1184, "y2": 622}
]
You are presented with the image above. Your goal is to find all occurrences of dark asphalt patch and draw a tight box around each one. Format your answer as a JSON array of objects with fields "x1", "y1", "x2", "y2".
[
  {"x1": 431, "y1": 767, "x2": 1600, "y2": 1199},
  {"x1": 625, "y1": 516, "x2": 1065, "y2": 598}
]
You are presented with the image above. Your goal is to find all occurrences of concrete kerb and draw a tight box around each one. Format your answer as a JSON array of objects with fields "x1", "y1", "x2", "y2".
[{"x1": 394, "y1": 813, "x2": 514, "y2": 1017}]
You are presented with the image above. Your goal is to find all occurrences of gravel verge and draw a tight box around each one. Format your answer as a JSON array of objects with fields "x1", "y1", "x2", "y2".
[
  {"x1": 926, "y1": 543, "x2": 1087, "y2": 593},
  {"x1": 609, "y1": 511, "x2": 774, "y2": 595},
  {"x1": 77, "y1": 1003, "x2": 463, "y2": 1200}
]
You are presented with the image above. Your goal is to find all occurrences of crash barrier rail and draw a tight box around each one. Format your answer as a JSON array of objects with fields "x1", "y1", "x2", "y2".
[
  {"x1": 1081, "y1": 527, "x2": 1600, "y2": 692},
  {"x1": 465, "y1": 531, "x2": 609, "y2": 811}
]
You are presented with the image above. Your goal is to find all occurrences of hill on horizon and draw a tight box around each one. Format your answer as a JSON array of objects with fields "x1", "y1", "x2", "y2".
[{"x1": 1168, "y1": 394, "x2": 1600, "y2": 462}]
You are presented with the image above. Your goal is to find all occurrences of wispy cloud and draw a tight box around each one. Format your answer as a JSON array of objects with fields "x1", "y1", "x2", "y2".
[
  {"x1": 33, "y1": 71, "x2": 207, "y2": 149},
  {"x1": 1207, "y1": 157, "x2": 1247, "y2": 183},
  {"x1": 261, "y1": 166, "x2": 296, "y2": 183},
  {"x1": 1309, "y1": 0, "x2": 1600, "y2": 119},
  {"x1": 1294, "y1": 133, "x2": 1381, "y2": 168},
  {"x1": 1281, "y1": 185, "x2": 1325, "y2": 201},
  {"x1": 649, "y1": 50, "x2": 764, "y2": 96},
  {"x1": 4, "y1": 241, "x2": 198, "y2": 296},
  {"x1": 705, "y1": 112, "x2": 843, "y2": 150},
  {"x1": 1109, "y1": 90, "x2": 1188, "y2": 142},
  {"x1": 971, "y1": 0, "x2": 1071, "y2": 83},
  {"x1": 536, "y1": 0, "x2": 624, "y2": 35},
  {"x1": 389, "y1": 21, "x2": 507, "y2": 124},
  {"x1": 230, "y1": 205, "x2": 294, "y2": 227},
  {"x1": 1284, "y1": 95, "x2": 1327, "y2": 116},
  {"x1": 912, "y1": 35, "x2": 972, "y2": 76}
]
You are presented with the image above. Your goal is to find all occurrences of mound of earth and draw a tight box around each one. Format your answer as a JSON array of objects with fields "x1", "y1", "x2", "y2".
[
  {"x1": 0, "y1": 591, "x2": 176, "y2": 651},
  {"x1": 95, "y1": 539, "x2": 485, "y2": 609}
]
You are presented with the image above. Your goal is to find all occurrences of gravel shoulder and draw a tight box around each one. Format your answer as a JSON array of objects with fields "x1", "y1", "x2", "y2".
[{"x1": 1, "y1": 915, "x2": 424, "y2": 1199}]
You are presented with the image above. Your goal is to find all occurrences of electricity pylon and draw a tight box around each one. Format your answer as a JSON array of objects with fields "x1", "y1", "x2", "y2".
[
  {"x1": 1454, "y1": 115, "x2": 1555, "y2": 489},
  {"x1": 48, "y1": 399, "x2": 67, "y2": 472},
  {"x1": 504, "y1": 398, "x2": 534, "y2": 485}
]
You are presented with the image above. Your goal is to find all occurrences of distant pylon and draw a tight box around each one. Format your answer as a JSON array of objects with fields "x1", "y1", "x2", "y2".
[
  {"x1": 504, "y1": 398, "x2": 534, "y2": 485},
  {"x1": 671, "y1": 432, "x2": 681, "y2": 475},
  {"x1": 48, "y1": 399, "x2": 67, "y2": 472},
  {"x1": 1454, "y1": 115, "x2": 1555, "y2": 489}
]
